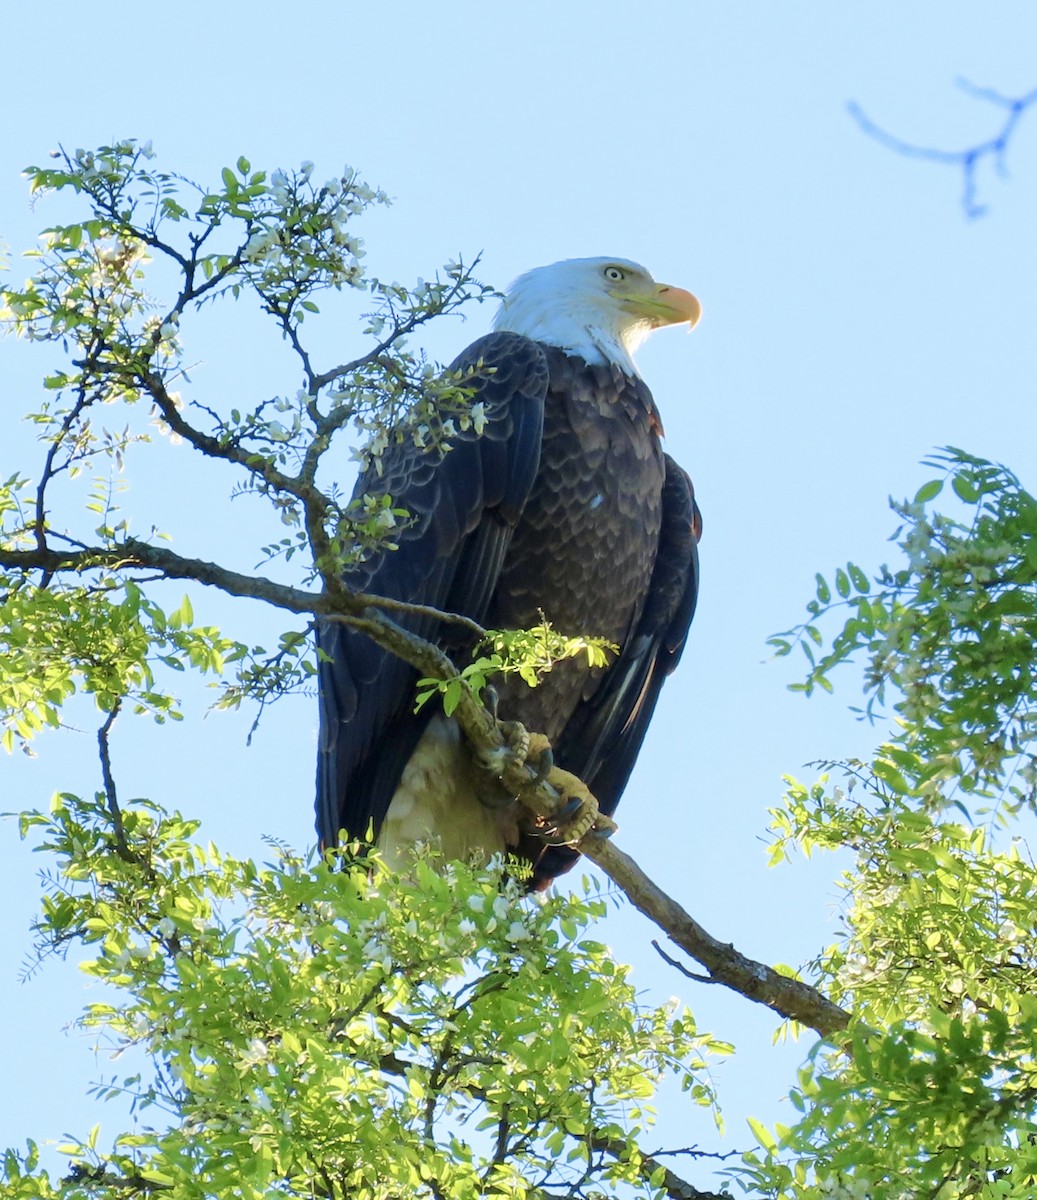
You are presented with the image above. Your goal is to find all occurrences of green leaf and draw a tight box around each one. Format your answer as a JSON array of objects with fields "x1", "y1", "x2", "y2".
[
  {"x1": 747, "y1": 1116, "x2": 777, "y2": 1151},
  {"x1": 913, "y1": 478, "x2": 944, "y2": 504},
  {"x1": 951, "y1": 473, "x2": 979, "y2": 503},
  {"x1": 871, "y1": 757, "x2": 911, "y2": 795},
  {"x1": 442, "y1": 678, "x2": 462, "y2": 716},
  {"x1": 848, "y1": 563, "x2": 870, "y2": 593},
  {"x1": 139, "y1": 1170, "x2": 175, "y2": 1186}
]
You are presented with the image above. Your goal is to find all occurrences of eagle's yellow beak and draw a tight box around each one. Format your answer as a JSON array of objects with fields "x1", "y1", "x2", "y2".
[{"x1": 618, "y1": 281, "x2": 702, "y2": 330}]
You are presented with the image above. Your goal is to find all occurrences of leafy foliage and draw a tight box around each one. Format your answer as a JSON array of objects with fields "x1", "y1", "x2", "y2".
[
  {"x1": 0, "y1": 576, "x2": 238, "y2": 751},
  {"x1": 4, "y1": 793, "x2": 723, "y2": 1200},
  {"x1": 770, "y1": 448, "x2": 1037, "y2": 814},
  {"x1": 743, "y1": 451, "x2": 1037, "y2": 1198},
  {"x1": 415, "y1": 621, "x2": 616, "y2": 716},
  {"x1": 0, "y1": 141, "x2": 567, "y2": 735}
]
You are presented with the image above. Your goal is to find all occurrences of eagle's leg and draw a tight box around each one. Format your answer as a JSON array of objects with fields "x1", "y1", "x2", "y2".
[
  {"x1": 475, "y1": 720, "x2": 550, "y2": 793},
  {"x1": 472, "y1": 718, "x2": 533, "y2": 809}
]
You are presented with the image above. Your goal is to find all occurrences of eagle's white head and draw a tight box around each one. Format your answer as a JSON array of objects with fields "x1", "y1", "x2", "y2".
[{"x1": 493, "y1": 257, "x2": 701, "y2": 377}]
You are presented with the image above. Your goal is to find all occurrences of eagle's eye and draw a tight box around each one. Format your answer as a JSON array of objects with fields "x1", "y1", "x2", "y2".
[{"x1": 604, "y1": 266, "x2": 625, "y2": 282}]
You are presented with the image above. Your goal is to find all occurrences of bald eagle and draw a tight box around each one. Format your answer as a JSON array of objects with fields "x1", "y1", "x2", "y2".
[{"x1": 317, "y1": 258, "x2": 702, "y2": 888}]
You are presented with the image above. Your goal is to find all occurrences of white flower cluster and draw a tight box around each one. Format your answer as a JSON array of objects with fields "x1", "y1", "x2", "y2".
[
  {"x1": 359, "y1": 493, "x2": 397, "y2": 530},
  {"x1": 71, "y1": 140, "x2": 153, "y2": 184},
  {"x1": 235, "y1": 1037, "x2": 271, "y2": 1072},
  {"x1": 141, "y1": 311, "x2": 181, "y2": 363},
  {"x1": 110, "y1": 942, "x2": 152, "y2": 970},
  {"x1": 817, "y1": 1175, "x2": 875, "y2": 1199},
  {"x1": 467, "y1": 402, "x2": 487, "y2": 436},
  {"x1": 241, "y1": 162, "x2": 387, "y2": 295},
  {"x1": 464, "y1": 883, "x2": 535, "y2": 944},
  {"x1": 839, "y1": 949, "x2": 884, "y2": 989}
]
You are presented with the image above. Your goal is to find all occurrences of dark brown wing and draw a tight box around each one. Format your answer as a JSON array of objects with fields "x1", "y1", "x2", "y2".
[{"x1": 316, "y1": 332, "x2": 549, "y2": 848}]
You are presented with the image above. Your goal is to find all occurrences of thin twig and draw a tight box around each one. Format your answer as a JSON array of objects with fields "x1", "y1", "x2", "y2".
[
  {"x1": 652, "y1": 939, "x2": 716, "y2": 984},
  {"x1": 849, "y1": 79, "x2": 1037, "y2": 218},
  {"x1": 97, "y1": 699, "x2": 134, "y2": 863},
  {"x1": 309, "y1": 263, "x2": 480, "y2": 394},
  {"x1": 333, "y1": 593, "x2": 489, "y2": 639}
]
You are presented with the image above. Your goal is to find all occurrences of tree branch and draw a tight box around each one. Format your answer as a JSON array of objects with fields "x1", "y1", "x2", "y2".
[
  {"x1": 309, "y1": 262, "x2": 482, "y2": 394},
  {"x1": 138, "y1": 367, "x2": 323, "y2": 512},
  {"x1": 0, "y1": 540, "x2": 323, "y2": 614},
  {"x1": 370, "y1": 1051, "x2": 728, "y2": 1200},
  {"x1": 383, "y1": 613, "x2": 854, "y2": 1038},
  {"x1": 65, "y1": 1164, "x2": 173, "y2": 1194},
  {"x1": 97, "y1": 699, "x2": 134, "y2": 863},
  {"x1": 0, "y1": 532, "x2": 851, "y2": 1038},
  {"x1": 587, "y1": 839, "x2": 850, "y2": 1038},
  {"x1": 849, "y1": 79, "x2": 1037, "y2": 218}
]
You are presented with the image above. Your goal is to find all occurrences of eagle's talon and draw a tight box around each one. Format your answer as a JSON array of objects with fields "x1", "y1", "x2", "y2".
[
  {"x1": 530, "y1": 745, "x2": 554, "y2": 786},
  {"x1": 545, "y1": 791, "x2": 582, "y2": 826},
  {"x1": 535, "y1": 799, "x2": 599, "y2": 845},
  {"x1": 525, "y1": 758, "x2": 601, "y2": 846},
  {"x1": 483, "y1": 685, "x2": 500, "y2": 723}
]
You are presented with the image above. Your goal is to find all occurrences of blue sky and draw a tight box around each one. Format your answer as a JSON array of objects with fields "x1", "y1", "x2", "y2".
[{"x1": 3, "y1": 2, "x2": 1037, "y2": 1190}]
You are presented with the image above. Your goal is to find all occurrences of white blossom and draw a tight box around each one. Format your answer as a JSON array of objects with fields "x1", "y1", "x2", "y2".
[
  {"x1": 362, "y1": 936, "x2": 386, "y2": 960},
  {"x1": 270, "y1": 170, "x2": 290, "y2": 203},
  {"x1": 236, "y1": 1038, "x2": 270, "y2": 1071},
  {"x1": 998, "y1": 920, "x2": 1021, "y2": 944},
  {"x1": 97, "y1": 241, "x2": 127, "y2": 265}
]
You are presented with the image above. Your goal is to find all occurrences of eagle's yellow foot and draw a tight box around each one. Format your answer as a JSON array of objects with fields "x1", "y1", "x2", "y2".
[{"x1": 524, "y1": 734, "x2": 616, "y2": 846}]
